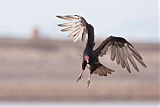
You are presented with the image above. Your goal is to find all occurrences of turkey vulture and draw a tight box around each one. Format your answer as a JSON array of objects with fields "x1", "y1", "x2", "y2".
[{"x1": 57, "y1": 15, "x2": 147, "y2": 86}]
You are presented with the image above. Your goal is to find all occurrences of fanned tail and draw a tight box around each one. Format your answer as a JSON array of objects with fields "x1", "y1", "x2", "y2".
[{"x1": 94, "y1": 65, "x2": 115, "y2": 76}]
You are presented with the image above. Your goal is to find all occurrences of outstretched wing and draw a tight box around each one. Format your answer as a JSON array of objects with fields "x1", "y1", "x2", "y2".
[
  {"x1": 57, "y1": 15, "x2": 88, "y2": 42},
  {"x1": 94, "y1": 36, "x2": 147, "y2": 73}
]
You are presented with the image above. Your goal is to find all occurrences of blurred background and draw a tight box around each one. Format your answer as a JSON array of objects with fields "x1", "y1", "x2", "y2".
[{"x1": 0, "y1": 0, "x2": 159, "y2": 107}]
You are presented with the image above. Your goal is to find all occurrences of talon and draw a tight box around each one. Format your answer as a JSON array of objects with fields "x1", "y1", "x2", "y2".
[
  {"x1": 87, "y1": 80, "x2": 90, "y2": 87},
  {"x1": 76, "y1": 76, "x2": 82, "y2": 82},
  {"x1": 76, "y1": 72, "x2": 83, "y2": 83},
  {"x1": 87, "y1": 73, "x2": 91, "y2": 87},
  {"x1": 76, "y1": 78, "x2": 79, "y2": 83}
]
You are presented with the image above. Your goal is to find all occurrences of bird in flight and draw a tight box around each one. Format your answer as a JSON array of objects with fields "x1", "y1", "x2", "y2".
[{"x1": 57, "y1": 15, "x2": 147, "y2": 86}]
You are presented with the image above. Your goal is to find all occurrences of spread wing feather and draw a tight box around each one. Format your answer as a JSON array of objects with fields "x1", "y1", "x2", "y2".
[
  {"x1": 57, "y1": 15, "x2": 79, "y2": 21},
  {"x1": 94, "y1": 36, "x2": 147, "y2": 73},
  {"x1": 57, "y1": 15, "x2": 88, "y2": 42}
]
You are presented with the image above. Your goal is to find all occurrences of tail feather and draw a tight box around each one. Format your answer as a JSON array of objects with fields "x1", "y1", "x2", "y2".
[{"x1": 95, "y1": 65, "x2": 114, "y2": 76}]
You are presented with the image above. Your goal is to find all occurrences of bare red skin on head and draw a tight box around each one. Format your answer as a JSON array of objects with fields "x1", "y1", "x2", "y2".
[{"x1": 84, "y1": 56, "x2": 90, "y2": 62}]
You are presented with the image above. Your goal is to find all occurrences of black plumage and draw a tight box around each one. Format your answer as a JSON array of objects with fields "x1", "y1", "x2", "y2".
[{"x1": 57, "y1": 15, "x2": 147, "y2": 86}]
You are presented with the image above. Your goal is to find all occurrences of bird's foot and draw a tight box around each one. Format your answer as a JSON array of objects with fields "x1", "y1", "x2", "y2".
[
  {"x1": 77, "y1": 74, "x2": 83, "y2": 82},
  {"x1": 87, "y1": 80, "x2": 90, "y2": 87},
  {"x1": 76, "y1": 70, "x2": 84, "y2": 83},
  {"x1": 87, "y1": 73, "x2": 91, "y2": 87}
]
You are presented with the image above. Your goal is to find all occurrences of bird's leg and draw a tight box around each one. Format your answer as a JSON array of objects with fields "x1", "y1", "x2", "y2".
[
  {"x1": 77, "y1": 70, "x2": 84, "y2": 82},
  {"x1": 87, "y1": 73, "x2": 91, "y2": 87}
]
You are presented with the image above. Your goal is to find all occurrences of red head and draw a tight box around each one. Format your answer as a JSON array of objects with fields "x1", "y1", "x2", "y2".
[{"x1": 84, "y1": 56, "x2": 90, "y2": 63}]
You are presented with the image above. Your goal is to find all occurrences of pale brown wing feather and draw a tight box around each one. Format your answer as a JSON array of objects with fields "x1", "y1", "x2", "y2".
[
  {"x1": 116, "y1": 46, "x2": 121, "y2": 65},
  {"x1": 73, "y1": 28, "x2": 83, "y2": 42},
  {"x1": 124, "y1": 45, "x2": 139, "y2": 71},
  {"x1": 68, "y1": 27, "x2": 81, "y2": 38},
  {"x1": 119, "y1": 47, "x2": 125, "y2": 68},
  {"x1": 58, "y1": 22, "x2": 79, "y2": 27},
  {"x1": 111, "y1": 44, "x2": 116, "y2": 61},
  {"x1": 56, "y1": 15, "x2": 79, "y2": 21},
  {"x1": 128, "y1": 44, "x2": 142, "y2": 59},
  {"x1": 122, "y1": 47, "x2": 131, "y2": 73},
  {"x1": 132, "y1": 52, "x2": 147, "y2": 67}
]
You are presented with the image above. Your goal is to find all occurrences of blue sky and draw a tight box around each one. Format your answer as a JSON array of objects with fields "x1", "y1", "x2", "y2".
[{"x1": 0, "y1": 0, "x2": 158, "y2": 42}]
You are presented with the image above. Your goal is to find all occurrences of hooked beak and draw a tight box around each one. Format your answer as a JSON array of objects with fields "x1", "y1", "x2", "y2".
[{"x1": 84, "y1": 56, "x2": 90, "y2": 64}]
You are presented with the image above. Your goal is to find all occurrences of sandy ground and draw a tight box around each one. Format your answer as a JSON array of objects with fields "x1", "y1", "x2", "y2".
[{"x1": 0, "y1": 38, "x2": 159, "y2": 102}]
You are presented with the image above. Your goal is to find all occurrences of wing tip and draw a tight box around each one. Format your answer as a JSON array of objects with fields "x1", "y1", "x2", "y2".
[
  {"x1": 57, "y1": 24, "x2": 62, "y2": 27},
  {"x1": 143, "y1": 63, "x2": 147, "y2": 68},
  {"x1": 56, "y1": 15, "x2": 62, "y2": 18}
]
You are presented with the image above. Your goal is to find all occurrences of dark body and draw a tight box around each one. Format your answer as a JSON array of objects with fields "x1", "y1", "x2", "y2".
[{"x1": 82, "y1": 24, "x2": 101, "y2": 74}]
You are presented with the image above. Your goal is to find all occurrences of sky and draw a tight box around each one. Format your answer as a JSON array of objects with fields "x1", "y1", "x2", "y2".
[{"x1": 0, "y1": 0, "x2": 158, "y2": 42}]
